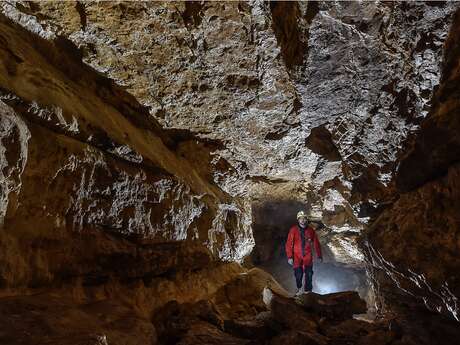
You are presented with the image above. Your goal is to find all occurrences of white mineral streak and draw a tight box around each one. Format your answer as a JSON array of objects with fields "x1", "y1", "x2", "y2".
[
  {"x1": 0, "y1": 0, "x2": 458, "y2": 275},
  {"x1": 2, "y1": 0, "x2": 455, "y2": 237},
  {"x1": 312, "y1": 161, "x2": 342, "y2": 187},
  {"x1": 53, "y1": 147, "x2": 205, "y2": 240},
  {"x1": 208, "y1": 202, "x2": 254, "y2": 262},
  {"x1": 1, "y1": 2, "x2": 460, "y2": 325},
  {"x1": 28, "y1": 102, "x2": 80, "y2": 135},
  {"x1": 323, "y1": 189, "x2": 346, "y2": 212},
  {"x1": 365, "y1": 241, "x2": 459, "y2": 321},
  {"x1": 0, "y1": 102, "x2": 30, "y2": 227},
  {"x1": 0, "y1": 1, "x2": 56, "y2": 39},
  {"x1": 327, "y1": 235, "x2": 364, "y2": 266}
]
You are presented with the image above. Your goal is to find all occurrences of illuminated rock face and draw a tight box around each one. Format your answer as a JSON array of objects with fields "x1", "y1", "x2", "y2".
[
  {"x1": 364, "y1": 11, "x2": 460, "y2": 322},
  {"x1": 0, "y1": 13, "x2": 253, "y2": 291},
  {"x1": 1, "y1": 1, "x2": 457, "y2": 234},
  {"x1": 1, "y1": 1, "x2": 460, "y2": 343}
]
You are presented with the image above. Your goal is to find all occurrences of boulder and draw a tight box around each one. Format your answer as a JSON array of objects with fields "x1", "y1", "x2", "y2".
[
  {"x1": 269, "y1": 330, "x2": 327, "y2": 345},
  {"x1": 262, "y1": 288, "x2": 318, "y2": 332},
  {"x1": 177, "y1": 321, "x2": 250, "y2": 345},
  {"x1": 296, "y1": 291, "x2": 367, "y2": 320}
]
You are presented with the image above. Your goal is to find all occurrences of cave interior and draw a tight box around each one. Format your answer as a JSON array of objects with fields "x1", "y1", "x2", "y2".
[{"x1": 1, "y1": 1, "x2": 460, "y2": 345}]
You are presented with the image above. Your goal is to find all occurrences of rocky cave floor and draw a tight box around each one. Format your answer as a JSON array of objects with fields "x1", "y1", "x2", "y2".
[{"x1": 1, "y1": 265, "x2": 459, "y2": 345}]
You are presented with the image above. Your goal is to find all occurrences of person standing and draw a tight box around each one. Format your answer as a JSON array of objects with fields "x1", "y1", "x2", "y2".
[{"x1": 285, "y1": 211, "x2": 323, "y2": 295}]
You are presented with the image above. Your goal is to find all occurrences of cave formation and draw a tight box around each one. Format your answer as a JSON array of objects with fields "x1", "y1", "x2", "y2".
[{"x1": 1, "y1": 1, "x2": 460, "y2": 345}]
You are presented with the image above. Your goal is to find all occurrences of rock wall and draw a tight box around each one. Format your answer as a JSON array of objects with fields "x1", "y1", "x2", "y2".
[
  {"x1": 363, "y1": 9, "x2": 460, "y2": 322},
  {"x1": 0, "y1": 12, "x2": 253, "y2": 292},
  {"x1": 2, "y1": 1, "x2": 457, "y2": 238},
  {"x1": 0, "y1": 9, "x2": 260, "y2": 344},
  {"x1": 1, "y1": 1, "x2": 460, "y2": 340}
]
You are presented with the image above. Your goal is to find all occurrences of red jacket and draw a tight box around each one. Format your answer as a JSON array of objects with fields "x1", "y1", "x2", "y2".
[{"x1": 285, "y1": 225, "x2": 322, "y2": 268}]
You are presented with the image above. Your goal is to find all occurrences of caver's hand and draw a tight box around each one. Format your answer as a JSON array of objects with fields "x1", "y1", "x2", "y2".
[{"x1": 288, "y1": 258, "x2": 293, "y2": 266}]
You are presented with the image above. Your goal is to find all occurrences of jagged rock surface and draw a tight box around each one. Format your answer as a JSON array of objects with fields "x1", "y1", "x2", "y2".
[
  {"x1": 1, "y1": 1, "x2": 460, "y2": 343},
  {"x1": 0, "y1": 11, "x2": 256, "y2": 292},
  {"x1": 363, "y1": 9, "x2": 460, "y2": 322},
  {"x1": 153, "y1": 284, "x2": 407, "y2": 345},
  {"x1": 2, "y1": 1, "x2": 457, "y2": 239}
]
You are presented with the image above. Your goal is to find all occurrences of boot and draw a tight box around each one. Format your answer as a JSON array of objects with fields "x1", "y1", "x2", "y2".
[{"x1": 295, "y1": 286, "x2": 304, "y2": 296}]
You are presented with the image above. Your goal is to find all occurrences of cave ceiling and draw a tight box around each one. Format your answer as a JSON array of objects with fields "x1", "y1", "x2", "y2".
[{"x1": 1, "y1": 1, "x2": 459, "y2": 267}]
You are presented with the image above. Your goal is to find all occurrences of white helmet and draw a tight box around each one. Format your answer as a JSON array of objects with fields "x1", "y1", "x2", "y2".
[{"x1": 296, "y1": 211, "x2": 307, "y2": 220}]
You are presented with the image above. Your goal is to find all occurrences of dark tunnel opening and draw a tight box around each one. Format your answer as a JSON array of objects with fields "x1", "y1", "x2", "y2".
[{"x1": 250, "y1": 199, "x2": 374, "y2": 313}]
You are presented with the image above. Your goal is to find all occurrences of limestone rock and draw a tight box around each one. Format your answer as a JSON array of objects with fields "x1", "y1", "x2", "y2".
[
  {"x1": 212, "y1": 268, "x2": 289, "y2": 320},
  {"x1": 177, "y1": 321, "x2": 250, "y2": 345},
  {"x1": 363, "y1": 9, "x2": 460, "y2": 322},
  {"x1": 2, "y1": 0, "x2": 457, "y2": 239},
  {"x1": 1, "y1": 1, "x2": 460, "y2": 343},
  {"x1": 262, "y1": 288, "x2": 319, "y2": 332},
  {"x1": 296, "y1": 291, "x2": 367, "y2": 320},
  {"x1": 0, "y1": 294, "x2": 157, "y2": 345},
  {"x1": 223, "y1": 317, "x2": 275, "y2": 341},
  {"x1": 0, "y1": 11, "x2": 255, "y2": 291}
]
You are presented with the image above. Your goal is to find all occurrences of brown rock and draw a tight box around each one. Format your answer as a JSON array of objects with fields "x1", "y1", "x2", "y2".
[
  {"x1": 1, "y1": 1, "x2": 460, "y2": 345},
  {"x1": 361, "y1": 9, "x2": 460, "y2": 325},
  {"x1": 0, "y1": 294, "x2": 157, "y2": 345},
  {"x1": 2, "y1": 0, "x2": 457, "y2": 240},
  {"x1": 177, "y1": 321, "x2": 250, "y2": 345},
  {"x1": 262, "y1": 288, "x2": 318, "y2": 332},
  {"x1": 213, "y1": 268, "x2": 288, "y2": 320},
  {"x1": 269, "y1": 330, "x2": 327, "y2": 345},
  {"x1": 324, "y1": 318, "x2": 397, "y2": 345},
  {"x1": 297, "y1": 291, "x2": 367, "y2": 320}
]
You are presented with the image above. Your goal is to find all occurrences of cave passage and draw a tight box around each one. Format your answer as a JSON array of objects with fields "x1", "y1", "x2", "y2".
[{"x1": 250, "y1": 200, "x2": 371, "y2": 303}]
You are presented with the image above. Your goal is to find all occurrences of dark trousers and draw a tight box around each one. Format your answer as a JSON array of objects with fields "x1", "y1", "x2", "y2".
[{"x1": 294, "y1": 266, "x2": 314, "y2": 291}]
